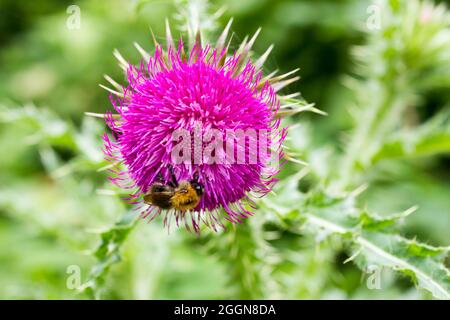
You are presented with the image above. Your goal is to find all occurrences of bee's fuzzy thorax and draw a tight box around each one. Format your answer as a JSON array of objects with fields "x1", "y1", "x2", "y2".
[{"x1": 171, "y1": 181, "x2": 201, "y2": 211}]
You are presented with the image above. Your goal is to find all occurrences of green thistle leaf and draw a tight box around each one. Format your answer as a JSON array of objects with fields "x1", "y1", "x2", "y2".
[
  {"x1": 262, "y1": 183, "x2": 450, "y2": 299},
  {"x1": 80, "y1": 211, "x2": 138, "y2": 299}
]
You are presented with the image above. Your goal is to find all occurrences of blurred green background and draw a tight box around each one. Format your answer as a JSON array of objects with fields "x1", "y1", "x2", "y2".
[{"x1": 0, "y1": 0, "x2": 449, "y2": 299}]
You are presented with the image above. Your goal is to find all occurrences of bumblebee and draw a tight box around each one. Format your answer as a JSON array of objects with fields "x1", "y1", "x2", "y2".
[{"x1": 144, "y1": 166, "x2": 204, "y2": 211}]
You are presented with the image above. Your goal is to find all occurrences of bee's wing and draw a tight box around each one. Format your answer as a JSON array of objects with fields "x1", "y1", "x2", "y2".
[
  {"x1": 143, "y1": 191, "x2": 171, "y2": 203},
  {"x1": 143, "y1": 193, "x2": 153, "y2": 204}
]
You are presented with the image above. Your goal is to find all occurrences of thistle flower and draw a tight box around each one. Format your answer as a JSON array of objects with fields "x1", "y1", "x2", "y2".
[{"x1": 96, "y1": 21, "x2": 303, "y2": 231}]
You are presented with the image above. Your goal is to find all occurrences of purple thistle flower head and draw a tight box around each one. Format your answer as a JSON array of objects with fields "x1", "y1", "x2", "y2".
[{"x1": 100, "y1": 22, "x2": 298, "y2": 231}]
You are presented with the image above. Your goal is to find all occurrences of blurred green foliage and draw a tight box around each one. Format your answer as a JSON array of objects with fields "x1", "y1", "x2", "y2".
[{"x1": 0, "y1": 0, "x2": 449, "y2": 299}]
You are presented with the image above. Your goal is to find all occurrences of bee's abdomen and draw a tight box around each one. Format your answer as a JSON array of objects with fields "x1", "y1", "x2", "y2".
[{"x1": 144, "y1": 183, "x2": 174, "y2": 209}]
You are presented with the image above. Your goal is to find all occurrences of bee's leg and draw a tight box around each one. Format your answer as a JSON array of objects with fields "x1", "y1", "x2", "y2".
[
  {"x1": 167, "y1": 164, "x2": 178, "y2": 188},
  {"x1": 155, "y1": 168, "x2": 165, "y2": 182}
]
